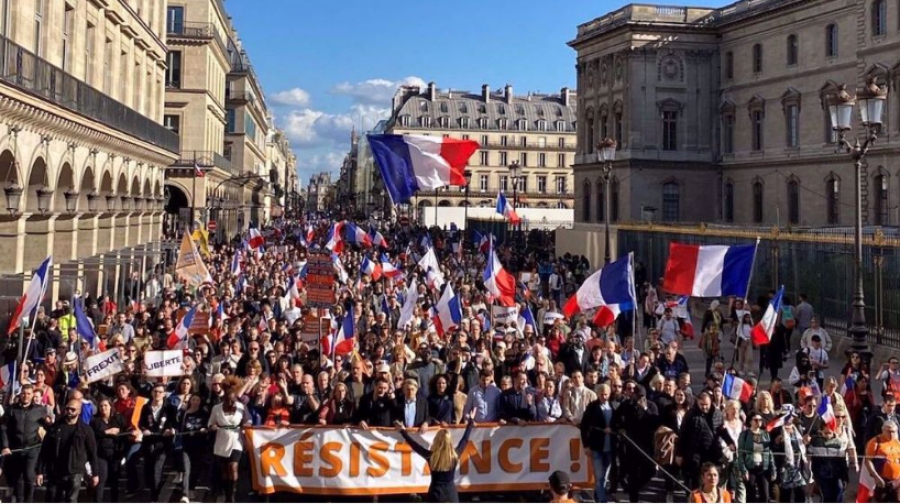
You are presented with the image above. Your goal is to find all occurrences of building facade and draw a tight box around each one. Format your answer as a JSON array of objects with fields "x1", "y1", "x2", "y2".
[
  {"x1": 382, "y1": 82, "x2": 577, "y2": 221},
  {"x1": 306, "y1": 172, "x2": 332, "y2": 213},
  {"x1": 570, "y1": 0, "x2": 900, "y2": 228},
  {"x1": 0, "y1": 0, "x2": 177, "y2": 305}
]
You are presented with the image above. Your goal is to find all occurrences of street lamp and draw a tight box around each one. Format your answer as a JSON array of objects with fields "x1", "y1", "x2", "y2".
[
  {"x1": 4, "y1": 183, "x2": 22, "y2": 214},
  {"x1": 87, "y1": 190, "x2": 100, "y2": 213},
  {"x1": 63, "y1": 188, "x2": 78, "y2": 213},
  {"x1": 106, "y1": 194, "x2": 118, "y2": 212},
  {"x1": 597, "y1": 137, "x2": 617, "y2": 264},
  {"x1": 508, "y1": 161, "x2": 521, "y2": 243},
  {"x1": 463, "y1": 170, "x2": 472, "y2": 245},
  {"x1": 829, "y1": 77, "x2": 888, "y2": 364},
  {"x1": 36, "y1": 186, "x2": 52, "y2": 214}
]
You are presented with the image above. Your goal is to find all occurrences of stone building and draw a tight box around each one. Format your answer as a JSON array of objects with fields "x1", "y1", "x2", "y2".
[
  {"x1": 570, "y1": 0, "x2": 900, "y2": 228},
  {"x1": 0, "y1": 0, "x2": 176, "y2": 306},
  {"x1": 382, "y1": 82, "x2": 577, "y2": 221}
]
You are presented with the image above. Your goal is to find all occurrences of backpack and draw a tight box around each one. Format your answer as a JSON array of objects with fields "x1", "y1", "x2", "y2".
[{"x1": 782, "y1": 306, "x2": 796, "y2": 329}]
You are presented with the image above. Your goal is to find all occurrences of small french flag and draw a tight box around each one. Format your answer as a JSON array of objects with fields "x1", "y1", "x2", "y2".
[
  {"x1": 167, "y1": 305, "x2": 198, "y2": 350},
  {"x1": 722, "y1": 373, "x2": 754, "y2": 402},
  {"x1": 361, "y1": 256, "x2": 382, "y2": 281},
  {"x1": 817, "y1": 395, "x2": 837, "y2": 431},
  {"x1": 369, "y1": 226, "x2": 390, "y2": 249},
  {"x1": 248, "y1": 226, "x2": 265, "y2": 250},
  {"x1": 230, "y1": 252, "x2": 242, "y2": 276},
  {"x1": 381, "y1": 254, "x2": 403, "y2": 279},
  {"x1": 194, "y1": 162, "x2": 205, "y2": 178},
  {"x1": 751, "y1": 286, "x2": 785, "y2": 345},
  {"x1": 495, "y1": 192, "x2": 521, "y2": 225}
]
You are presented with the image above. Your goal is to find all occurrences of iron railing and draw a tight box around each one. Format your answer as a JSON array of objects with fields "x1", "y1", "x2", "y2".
[
  {"x1": 616, "y1": 222, "x2": 900, "y2": 349},
  {"x1": 0, "y1": 34, "x2": 178, "y2": 154},
  {"x1": 171, "y1": 150, "x2": 236, "y2": 175},
  {"x1": 166, "y1": 22, "x2": 227, "y2": 54},
  {"x1": 481, "y1": 142, "x2": 577, "y2": 151}
]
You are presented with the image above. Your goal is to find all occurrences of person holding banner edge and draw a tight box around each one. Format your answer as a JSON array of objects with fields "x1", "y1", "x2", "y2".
[{"x1": 394, "y1": 407, "x2": 477, "y2": 503}]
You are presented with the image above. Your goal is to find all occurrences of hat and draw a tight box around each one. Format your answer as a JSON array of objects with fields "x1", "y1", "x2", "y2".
[
  {"x1": 376, "y1": 363, "x2": 391, "y2": 374},
  {"x1": 63, "y1": 351, "x2": 78, "y2": 366},
  {"x1": 548, "y1": 471, "x2": 571, "y2": 494}
]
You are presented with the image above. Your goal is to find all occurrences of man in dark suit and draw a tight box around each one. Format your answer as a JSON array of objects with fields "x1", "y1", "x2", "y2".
[
  {"x1": 499, "y1": 372, "x2": 537, "y2": 425},
  {"x1": 581, "y1": 383, "x2": 617, "y2": 503},
  {"x1": 355, "y1": 378, "x2": 396, "y2": 429},
  {"x1": 395, "y1": 379, "x2": 429, "y2": 430},
  {"x1": 558, "y1": 333, "x2": 589, "y2": 375}
]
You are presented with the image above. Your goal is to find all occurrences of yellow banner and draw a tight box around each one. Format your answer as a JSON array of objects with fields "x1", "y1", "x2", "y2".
[
  {"x1": 175, "y1": 232, "x2": 212, "y2": 287},
  {"x1": 191, "y1": 229, "x2": 211, "y2": 258}
]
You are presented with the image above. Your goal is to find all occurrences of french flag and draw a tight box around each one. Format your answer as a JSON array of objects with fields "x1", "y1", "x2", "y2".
[
  {"x1": 563, "y1": 254, "x2": 635, "y2": 318},
  {"x1": 433, "y1": 284, "x2": 462, "y2": 337},
  {"x1": 495, "y1": 192, "x2": 521, "y2": 225},
  {"x1": 477, "y1": 232, "x2": 493, "y2": 254},
  {"x1": 840, "y1": 375, "x2": 856, "y2": 397},
  {"x1": 361, "y1": 256, "x2": 382, "y2": 281},
  {"x1": 817, "y1": 394, "x2": 837, "y2": 431},
  {"x1": 216, "y1": 302, "x2": 228, "y2": 322},
  {"x1": 326, "y1": 222, "x2": 345, "y2": 254},
  {"x1": 381, "y1": 254, "x2": 403, "y2": 279},
  {"x1": 368, "y1": 134, "x2": 479, "y2": 204},
  {"x1": 230, "y1": 252, "x2": 242, "y2": 276},
  {"x1": 518, "y1": 304, "x2": 538, "y2": 332},
  {"x1": 751, "y1": 286, "x2": 785, "y2": 345},
  {"x1": 346, "y1": 223, "x2": 372, "y2": 247},
  {"x1": 663, "y1": 242, "x2": 756, "y2": 298},
  {"x1": 248, "y1": 226, "x2": 265, "y2": 250},
  {"x1": 858, "y1": 466, "x2": 877, "y2": 503},
  {"x1": 483, "y1": 240, "x2": 516, "y2": 307},
  {"x1": 722, "y1": 373, "x2": 754, "y2": 402},
  {"x1": 194, "y1": 162, "x2": 205, "y2": 178},
  {"x1": 593, "y1": 304, "x2": 622, "y2": 328},
  {"x1": 0, "y1": 361, "x2": 16, "y2": 392},
  {"x1": 369, "y1": 226, "x2": 389, "y2": 249},
  {"x1": 167, "y1": 305, "x2": 198, "y2": 350},
  {"x1": 333, "y1": 254, "x2": 349, "y2": 284},
  {"x1": 306, "y1": 224, "x2": 315, "y2": 244},
  {"x1": 766, "y1": 406, "x2": 793, "y2": 432},
  {"x1": 286, "y1": 276, "x2": 303, "y2": 307},
  {"x1": 7, "y1": 256, "x2": 52, "y2": 335},
  {"x1": 323, "y1": 313, "x2": 355, "y2": 357}
]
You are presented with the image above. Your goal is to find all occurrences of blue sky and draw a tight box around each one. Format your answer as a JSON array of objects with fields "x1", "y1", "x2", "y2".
[{"x1": 225, "y1": 0, "x2": 721, "y2": 184}]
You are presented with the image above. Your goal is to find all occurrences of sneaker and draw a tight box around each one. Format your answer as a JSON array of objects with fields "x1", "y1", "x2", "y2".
[{"x1": 179, "y1": 497, "x2": 190, "y2": 504}]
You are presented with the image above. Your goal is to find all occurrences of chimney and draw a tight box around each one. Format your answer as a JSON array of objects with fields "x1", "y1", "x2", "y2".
[
  {"x1": 561, "y1": 87, "x2": 570, "y2": 106},
  {"x1": 482, "y1": 84, "x2": 490, "y2": 103},
  {"x1": 505, "y1": 84, "x2": 514, "y2": 104},
  {"x1": 427, "y1": 81, "x2": 437, "y2": 101}
]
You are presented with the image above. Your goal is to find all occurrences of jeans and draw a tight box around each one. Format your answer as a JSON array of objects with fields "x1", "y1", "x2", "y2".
[
  {"x1": 746, "y1": 467, "x2": 770, "y2": 503},
  {"x1": 592, "y1": 451, "x2": 613, "y2": 502},
  {"x1": 143, "y1": 442, "x2": 168, "y2": 502},
  {"x1": 124, "y1": 442, "x2": 141, "y2": 493},
  {"x1": 182, "y1": 447, "x2": 206, "y2": 499},
  {"x1": 819, "y1": 476, "x2": 844, "y2": 503},
  {"x1": 94, "y1": 455, "x2": 121, "y2": 503},
  {"x1": 47, "y1": 473, "x2": 84, "y2": 503},
  {"x1": 7, "y1": 449, "x2": 39, "y2": 503}
]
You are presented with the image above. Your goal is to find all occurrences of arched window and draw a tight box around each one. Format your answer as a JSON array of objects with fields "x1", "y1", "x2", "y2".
[
  {"x1": 873, "y1": 0, "x2": 887, "y2": 35},
  {"x1": 585, "y1": 108, "x2": 595, "y2": 154},
  {"x1": 786, "y1": 35, "x2": 799, "y2": 65},
  {"x1": 724, "y1": 182, "x2": 735, "y2": 222},
  {"x1": 825, "y1": 24, "x2": 838, "y2": 57},
  {"x1": 787, "y1": 179, "x2": 800, "y2": 224},
  {"x1": 582, "y1": 179, "x2": 591, "y2": 222},
  {"x1": 753, "y1": 181, "x2": 764, "y2": 223},
  {"x1": 826, "y1": 177, "x2": 839, "y2": 224},
  {"x1": 596, "y1": 178, "x2": 605, "y2": 223},
  {"x1": 875, "y1": 173, "x2": 888, "y2": 225},
  {"x1": 662, "y1": 182, "x2": 680, "y2": 222}
]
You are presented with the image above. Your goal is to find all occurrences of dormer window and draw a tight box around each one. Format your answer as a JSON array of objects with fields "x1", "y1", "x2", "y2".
[
  {"x1": 439, "y1": 102, "x2": 448, "y2": 113},
  {"x1": 459, "y1": 103, "x2": 468, "y2": 113}
]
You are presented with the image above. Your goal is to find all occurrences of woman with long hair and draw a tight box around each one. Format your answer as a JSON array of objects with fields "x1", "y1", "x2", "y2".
[
  {"x1": 178, "y1": 394, "x2": 210, "y2": 503},
  {"x1": 690, "y1": 462, "x2": 732, "y2": 503},
  {"x1": 394, "y1": 408, "x2": 477, "y2": 502},
  {"x1": 718, "y1": 400, "x2": 745, "y2": 503},
  {"x1": 208, "y1": 381, "x2": 249, "y2": 503},
  {"x1": 91, "y1": 397, "x2": 125, "y2": 503},
  {"x1": 318, "y1": 382, "x2": 355, "y2": 425}
]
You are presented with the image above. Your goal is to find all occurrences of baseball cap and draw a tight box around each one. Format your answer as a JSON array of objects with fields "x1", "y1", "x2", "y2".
[{"x1": 548, "y1": 471, "x2": 571, "y2": 494}]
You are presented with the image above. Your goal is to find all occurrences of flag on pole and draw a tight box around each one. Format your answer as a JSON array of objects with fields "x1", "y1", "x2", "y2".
[
  {"x1": 194, "y1": 162, "x2": 205, "y2": 178},
  {"x1": 722, "y1": 373, "x2": 754, "y2": 402},
  {"x1": 751, "y1": 286, "x2": 785, "y2": 345},
  {"x1": 167, "y1": 305, "x2": 198, "y2": 349},
  {"x1": 361, "y1": 256, "x2": 382, "y2": 281},
  {"x1": 7, "y1": 256, "x2": 52, "y2": 335},
  {"x1": 562, "y1": 254, "x2": 634, "y2": 318},
  {"x1": 248, "y1": 226, "x2": 265, "y2": 249},
  {"x1": 326, "y1": 222, "x2": 345, "y2": 254},
  {"x1": 495, "y1": 192, "x2": 521, "y2": 225},
  {"x1": 322, "y1": 313, "x2": 355, "y2": 357},
  {"x1": 817, "y1": 395, "x2": 837, "y2": 431},
  {"x1": 433, "y1": 284, "x2": 462, "y2": 336},
  {"x1": 381, "y1": 254, "x2": 403, "y2": 279},
  {"x1": 369, "y1": 226, "x2": 390, "y2": 249},
  {"x1": 418, "y1": 248, "x2": 445, "y2": 289},
  {"x1": 663, "y1": 242, "x2": 756, "y2": 298},
  {"x1": 483, "y1": 239, "x2": 515, "y2": 307},
  {"x1": 73, "y1": 296, "x2": 98, "y2": 349},
  {"x1": 345, "y1": 223, "x2": 373, "y2": 247}
]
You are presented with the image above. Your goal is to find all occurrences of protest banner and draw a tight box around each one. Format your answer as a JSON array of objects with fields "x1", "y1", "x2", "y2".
[
  {"x1": 543, "y1": 312, "x2": 565, "y2": 326},
  {"x1": 84, "y1": 349, "x2": 123, "y2": 384},
  {"x1": 175, "y1": 232, "x2": 213, "y2": 287},
  {"x1": 306, "y1": 251, "x2": 336, "y2": 308},
  {"x1": 300, "y1": 311, "x2": 329, "y2": 345},
  {"x1": 188, "y1": 311, "x2": 210, "y2": 335},
  {"x1": 143, "y1": 350, "x2": 184, "y2": 377},
  {"x1": 244, "y1": 423, "x2": 591, "y2": 496},
  {"x1": 491, "y1": 305, "x2": 519, "y2": 325}
]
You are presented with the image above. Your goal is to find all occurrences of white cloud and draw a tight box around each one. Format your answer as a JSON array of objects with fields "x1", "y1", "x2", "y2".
[
  {"x1": 270, "y1": 87, "x2": 311, "y2": 107},
  {"x1": 294, "y1": 150, "x2": 345, "y2": 182},
  {"x1": 281, "y1": 104, "x2": 389, "y2": 148},
  {"x1": 332, "y1": 75, "x2": 427, "y2": 106}
]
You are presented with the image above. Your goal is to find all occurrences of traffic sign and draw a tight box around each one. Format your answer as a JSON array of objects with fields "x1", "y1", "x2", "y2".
[{"x1": 208, "y1": 220, "x2": 217, "y2": 231}]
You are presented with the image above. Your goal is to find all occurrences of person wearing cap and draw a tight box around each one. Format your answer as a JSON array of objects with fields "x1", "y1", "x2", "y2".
[{"x1": 548, "y1": 470, "x2": 575, "y2": 503}]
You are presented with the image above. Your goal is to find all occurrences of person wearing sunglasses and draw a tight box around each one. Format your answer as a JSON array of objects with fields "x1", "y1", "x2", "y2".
[{"x1": 36, "y1": 400, "x2": 100, "y2": 502}]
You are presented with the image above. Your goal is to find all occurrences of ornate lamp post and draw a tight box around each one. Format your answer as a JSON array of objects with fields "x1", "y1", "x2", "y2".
[
  {"x1": 597, "y1": 137, "x2": 617, "y2": 264},
  {"x1": 463, "y1": 169, "x2": 472, "y2": 245},
  {"x1": 508, "y1": 160, "x2": 521, "y2": 243},
  {"x1": 828, "y1": 77, "x2": 888, "y2": 363}
]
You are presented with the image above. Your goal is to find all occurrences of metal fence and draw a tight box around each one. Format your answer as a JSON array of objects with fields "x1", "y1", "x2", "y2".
[{"x1": 617, "y1": 222, "x2": 900, "y2": 348}]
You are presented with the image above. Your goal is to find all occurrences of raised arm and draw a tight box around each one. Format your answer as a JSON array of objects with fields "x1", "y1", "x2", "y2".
[
  {"x1": 455, "y1": 416, "x2": 475, "y2": 456},
  {"x1": 397, "y1": 426, "x2": 432, "y2": 459}
]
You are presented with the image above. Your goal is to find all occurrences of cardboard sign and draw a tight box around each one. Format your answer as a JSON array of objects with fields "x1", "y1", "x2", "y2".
[
  {"x1": 301, "y1": 312, "x2": 329, "y2": 346},
  {"x1": 306, "y1": 251, "x2": 336, "y2": 308},
  {"x1": 491, "y1": 305, "x2": 519, "y2": 325},
  {"x1": 143, "y1": 350, "x2": 184, "y2": 377},
  {"x1": 84, "y1": 349, "x2": 123, "y2": 384},
  {"x1": 188, "y1": 311, "x2": 210, "y2": 335}
]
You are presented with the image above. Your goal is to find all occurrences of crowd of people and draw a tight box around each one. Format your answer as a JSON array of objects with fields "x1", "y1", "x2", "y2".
[{"x1": 0, "y1": 215, "x2": 887, "y2": 503}]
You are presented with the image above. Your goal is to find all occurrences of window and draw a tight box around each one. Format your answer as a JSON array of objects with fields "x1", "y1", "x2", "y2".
[
  {"x1": 246, "y1": 113, "x2": 258, "y2": 142},
  {"x1": 62, "y1": 5, "x2": 74, "y2": 71},
  {"x1": 582, "y1": 180, "x2": 591, "y2": 222},
  {"x1": 166, "y1": 51, "x2": 182, "y2": 88},
  {"x1": 786, "y1": 35, "x2": 799, "y2": 66},
  {"x1": 520, "y1": 152, "x2": 528, "y2": 167},
  {"x1": 556, "y1": 176, "x2": 566, "y2": 194},
  {"x1": 480, "y1": 135, "x2": 488, "y2": 146},
  {"x1": 420, "y1": 116, "x2": 432, "y2": 128},
  {"x1": 556, "y1": 121, "x2": 565, "y2": 132},
  {"x1": 585, "y1": 109, "x2": 595, "y2": 154},
  {"x1": 440, "y1": 102, "x2": 448, "y2": 113},
  {"x1": 539, "y1": 153, "x2": 547, "y2": 167},
  {"x1": 788, "y1": 180, "x2": 800, "y2": 224},
  {"x1": 596, "y1": 179, "x2": 606, "y2": 222},
  {"x1": 478, "y1": 117, "x2": 488, "y2": 129},
  {"x1": 103, "y1": 38, "x2": 112, "y2": 93},
  {"x1": 133, "y1": 61, "x2": 141, "y2": 110},
  {"x1": 662, "y1": 111, "x2": 677, "y2": 151},
  {"x1": 516, "y1": 119, "x2": 527, "y2": 131},
  {"x1": 537, "y1": 120, "x2": 547, "y2": 131},
  {"x1": 499, "y1": 152, "x2": 508, "y2": 166},
  {"x1": 600, "y1": 109, "x2": 609, "y2": 140},
  {"x1": 499, "y1": 119, "x2": 508, "y2": 130},
  {"x1": 0, "y1": 0, "x2": 10, "y2": 37},
  {"x1": 226, "y1": 109, "x2": 236, "y2": 132},
  {"x1": 520, "y1": 136, "x2": 527, "y2": 147},
  {"x1": 164, "y1": 114, "x2": 180, "y2": 134},
  {"x1": 460, "y1": 117, "x2": 470, "y2": 129},
  {"x1": 725, "y1": 51, "x2": 734, "y2": 79},
  {"x1": 873, "y1": 0, "x2": 887, "y2": 36},
  {"x1": 558, "y1": 138, "x2": 566, "y2": 148},
  {"x1": 663, "y1": 182, "x2": 680, "y2": 222},
  {"x1": 166, "y1": 6, "x2": 184, "y2": 33},
  {"x1": 875, "y1": 174, "x2": 888, "y2": 224},
  {"x1": 462, "y1": 134, "x2": 469, "y2": 140},
  {"x1": 827, "y1": 178, "x2": 839, "y2": 224},
  {"x1": 479, "y1": 175, "x2": 488, "y2": 192},
  {"x1": 753, "y1": 181, "x2": 764, "y2": 223},
  {"x1": 751, "y1": 110, "x2": 765, "y2": 151},
  {"x1": 724, "y1": 182, "x2": 734, "y2": 222},
  {"x1": 723, "y1": 114, "x2": 735, "y2": 154},
  {"x1": 614, "y1": 112, "x2": 623, "y2": 146},
  {"x1": 752, "y1": 44, "x2": 763, "y2": 73},
  {"x1": 558, "y1": 153, "x2": 566, "y2": 167},
  {"x1": 500, "y1": 135, "x2": 508, "y2": 147},
  {"x1": 479, "y1": 151, "x2": 488, "y2": 166},
  {"x1": 538, "y1": 176, "x2": 547, "y2": 194},
  {"x1": 500, "y1": 175, "x2": 509, "y2": 192},
  {"x1": 438, "y1": 117, "x2": 448, "y2": 128},
  {"x1": 119, "y1": 50, "x2": 127, "y2": 100},
  {"x1": 538, "y1": 137, "x2": 547, "y2": 148},
  {"x1": 826, "y1": 24, "x2": 838, "y2": 57},
  {"x1": 34, "y1": 0, "x2": 44, "y2": 56},
  {"x1": 786, "y1": 104, "x2": 800, "y2": 148},
  {"x1": 519, "y1": 177, "x2": 527, "y2": 193},
  {"x1": 85, "y1": 23, "x2": 95, "y2": 85}
]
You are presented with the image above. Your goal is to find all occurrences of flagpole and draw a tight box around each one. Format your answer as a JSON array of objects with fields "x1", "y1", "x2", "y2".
[
  {"x1": 743, "y1": 237, "x2": 762, "y2": 305},
  {"x1": 21, "y1": 273, "x2": 51, "y2": 369}
]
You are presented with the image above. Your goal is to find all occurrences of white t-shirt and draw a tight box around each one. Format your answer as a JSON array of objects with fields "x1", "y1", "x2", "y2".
[{"x1": 209, "y1": 402, "x2": 247, "y2": 458}]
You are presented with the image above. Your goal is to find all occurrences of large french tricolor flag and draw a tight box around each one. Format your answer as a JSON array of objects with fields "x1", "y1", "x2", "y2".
[
  {"x1": 495, "y1": 192, "x2": 521, "y2": 225},
  {"x1": 248, "y1": 226, "x2": 265, "y2": 250},
  {"x1": 381, "y1": 254, "x2": 403, "y2": 279},
  {"x1": 483, "y1": 242, "x2": 516, "y2": 307},
  {"x1": 369, "y1": 226, "x2": 389, "y2": 249},
  {"x1": 323, "y1": 312, "x2": 355, "y2": 357},
  {"x1": 7, "y1": 256, "x2": 52, "y2": 335},
  {"x1": 722, "y1": 373, "x2": 754, "y2": 402},
  {"x1": 433, "y1": 284, "x2": 462, "y2": 336},
  {"x1": 360, "y1": 256, "x2": 382, "y2": 281},
  {"x1": 593, "y1": 304, "x2": 622, "y2": 328},
  {"x1": 368, "y1": 134, "x2": 479, "y2": 204},
  {"x1": 167, "y1": 305, "x2": 198, "y2": 350},
  {"x1": 563, "y1": 253, "x2": 635, "y2": 318},
  {"x1": 326, "y1": 222, "x2": 345, "y2": 254},
  {"x1": 751, "y1": 286, "x2": 785, "y2": 345},
  {"x1": 663, "y1": 243, "x2": 756, "y2": 298},
  {"x1": 345, "y1": 223, "x2": 372, "y2": 247}
]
